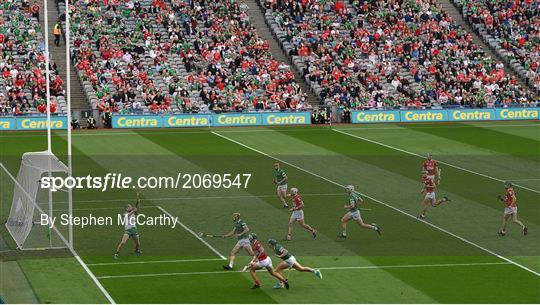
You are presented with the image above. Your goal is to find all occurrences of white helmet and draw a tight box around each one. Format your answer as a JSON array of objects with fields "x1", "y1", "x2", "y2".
[
  {"x1": 290, "y1": 187, "x2": 298, "y2": 195},
  {"x1": 346, "y1": 185, "x2": 355, "y2": 192}
]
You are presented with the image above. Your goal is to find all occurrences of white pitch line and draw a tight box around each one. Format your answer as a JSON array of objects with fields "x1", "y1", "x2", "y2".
[
  {"x1": 504, "y1": 178, "x2": 540, "y2": 181},
  {"x1": 333, "y1": 128, "x2": 540, "y2": 194},
  {"x1": 87, "y1": 258, "x2": 224, "y2": 266},
  {"x1": 156, "y1": 205, "x2": 227, "y2": 260},
  {"x1": 96, "y1": 262, "x2": 511, "y2": 279},
  {"x1": 211, "y1": 131, "x2": 540, "y2": 277}
]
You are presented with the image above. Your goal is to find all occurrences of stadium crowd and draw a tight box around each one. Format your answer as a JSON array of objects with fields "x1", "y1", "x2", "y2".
[
  {"x1": 0, "y1": 0, "x2": 64, "y2": 116},
  {"x1": 458, "y1": 0, "x2": 539, "y2": 92},
  {"x1": 68, "y1": 0, "x2": 310, "y2": 115},
  {"x1": 264, "y1": 0, "x2": 538, "y2": 111}
]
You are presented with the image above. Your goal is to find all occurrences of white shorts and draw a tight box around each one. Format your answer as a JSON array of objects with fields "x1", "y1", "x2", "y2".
[
  {"x1": 346, "y1": 210, "x2": 361, "y2": 221},
  {"x1": 424, "y1": 192, "x2": 436, "y2": 200},
  {"x1": 283, "y1": 255, "x2": 297, "y2": 267},
  {"x1": 504, "y1": 206, "x2": 517, "y2": 215},
  {"x1": 427, "y1": 175, "x2": 435, "y2": 181},
  {"x1": 290, "y1": 210, "x2": 304, "y2": 221},
  {"x1": 277, "y1": 184, "x2": 287, "y2": 192},
  {"x1": 254, "y1": 257, "x2": 272, "y2": 269},
  {"x1": 235, "y1": 238, "x2": 250, "y2": 248}
]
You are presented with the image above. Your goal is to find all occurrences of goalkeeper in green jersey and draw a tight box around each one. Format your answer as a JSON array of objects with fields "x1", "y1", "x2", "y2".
[{"x1": 114, "y1": 188, "x2": 142, "y2": 259}]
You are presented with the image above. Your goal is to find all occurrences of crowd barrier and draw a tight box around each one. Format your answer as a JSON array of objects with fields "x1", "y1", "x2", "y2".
[
  {"x1": 112, "y1": 112, "x2": 311, "y2": 128},
  {"x1": 0, "y1": 108, "x2": 537, "y2": 131},
  {"x1": 351, "y1": 108, "x2": 539, "y2": 124},
  {"x1": 0, "y1": 116, "x2": 68, "y2": 131}
]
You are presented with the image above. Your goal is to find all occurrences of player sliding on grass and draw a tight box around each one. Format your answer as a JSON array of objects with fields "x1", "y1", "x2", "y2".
[
  {"x1": 114, "y1": 187, "x2": 142, "y2": 259},
  {"x1": 245, "y1": 233, "x2": 289, "y2": 289},
  {"x1": 338, "y1": 185, "x2": 381, "y2": 238},
  {"x1": 273, "y1": 162, "x2": 289, "y2": 208},
  {"x1": 422, "y1": 153, "x2": 441, "y2": 184},
  {"x1": 497, "y1": 181, "x2": 527, "y2": 236},
  {"x1": 419, "y1": 172, "x2": 450, "y2": 219},
  {"x1": 268, "y1": 239, "x2": 321, "y2": 289},
  {"x1": 284, "y1": 187, "x2": 317, "y2": 241},
  {"x1": 222, "y1": 213, "x2": 254, "y2": 270}
]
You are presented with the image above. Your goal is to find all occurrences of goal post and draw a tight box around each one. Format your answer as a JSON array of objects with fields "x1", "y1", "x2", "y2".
[{"x1": 3, "y1": 151, "x2": 71, "y2": 250}]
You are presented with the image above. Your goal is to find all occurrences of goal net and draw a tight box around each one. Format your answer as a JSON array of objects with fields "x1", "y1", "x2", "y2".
[{"x1": 4, "y1": 151, "x2": 70, "y2": 250}]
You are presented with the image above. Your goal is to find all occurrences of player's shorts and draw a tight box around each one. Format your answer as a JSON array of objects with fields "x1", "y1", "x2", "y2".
[
  {"x1": 283, "y1": 255, "x2": 297, "y2": 267},
  {"x1": 125, "y1": 227, "x2": 139, "y2": 237},
  {"x1": 277, "y1": 184, "x2": 287, "y2": 192},
  {"x1": 290, "y1": 210, "x2": 304, "y2": 221},
  {"x1": 255, "y1": 257, "x2": 272, "y2": 269},
  {"x1": 346, "y1": 210, "x2": 361, "y2": 221},
  {"x1": 427, "y1": 175, "x2": 435, "y2": 181},
  {"x1": 424, "y1": 192, "x2": 436, "y2": 200},
  {"x1": 504, "y1": 206, "x2": 517, "y2": 215},
  {"x1": 235, "y1": 238, "x2": 251, "y2": 248}
]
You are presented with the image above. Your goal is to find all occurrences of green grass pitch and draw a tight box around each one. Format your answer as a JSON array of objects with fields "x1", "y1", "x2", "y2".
[{"x1": 0, "y1": 121, "x2": 539, "y2": 303}]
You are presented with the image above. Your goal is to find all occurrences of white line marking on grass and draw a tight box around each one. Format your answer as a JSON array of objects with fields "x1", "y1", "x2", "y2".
[
  {"x1": 87, "y1": 258, "x2": 224, "y2": 266},
  {"x1": 156, "y1": 205, "x2": 227, "y2": 260},
  {"x1": 211, "y1": 131, "x2": 540, "y2": 277},
  {"x1": 96, "y1": 262, "x2": 511, "y2": 279},
  {"x1": 504, "y1": 178, "x2": 540, "y2": 181},
  {"x1": 75, "y1": 255, "x2": 117, "y2": 304},
  {"x1": 333, "y1": 129, "x2": 540, "y2": 194}
]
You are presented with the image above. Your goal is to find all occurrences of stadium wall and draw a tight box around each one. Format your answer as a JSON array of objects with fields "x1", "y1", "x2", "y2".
[{"x1": 0, "y1": 108, "x2": 537, "y2": 131}]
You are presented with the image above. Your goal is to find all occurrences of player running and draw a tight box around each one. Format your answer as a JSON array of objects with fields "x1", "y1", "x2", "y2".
[
  {"x1": 273, "y1": 162, "x2": 289, "y2": 208},
  {"x1": 222, "y1": 213, "x2": 254, "y2": 270},
  {"x1": 268, "y1": 239, "x2": 321, "y2": 289},
  {"x1": 245, "y1": 233, "x2": 289, "y2": 289},
  {"x1": 284, "y1": 187, "x2": 317, "y2": 241},
  {"x1": 497, "y1": 182, "x2": 527, "y2": 236},
  {"x1": 114, "y1": 188, "x2": 142, "y2": 259},
  {"x1": 422, "y1": 153, "x2": 441, "y2": 184},
  {"x1": 419, "y1": 172, "x2": 450, "y2": 219},
  {"x1": 338, "y1": 185, "x2": 381, "y2": 238}
]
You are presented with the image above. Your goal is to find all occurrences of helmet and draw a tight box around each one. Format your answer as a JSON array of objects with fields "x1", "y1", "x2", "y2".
[
  {"x1": 504, "y1": 181, "x2": 513, "y2": 188},
  {"x1": 232, "y1": 212, "x2": 241, "y2": 221},
  {"x1": 290, "y1": 187, "x2": 298, "y2": 195},
  {"x1": 268, "y1": 239, "x2": 277, "y2": 245},
  {"x1": 248, "y1": 233, "x2": 257, "y2": 241},
  {"x1": 346, "y1": 185, "x2": 355, "y2": 192}
]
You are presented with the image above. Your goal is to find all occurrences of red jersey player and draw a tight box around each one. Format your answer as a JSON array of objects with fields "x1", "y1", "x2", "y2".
[
  {"x1": 419, "y1": 172, "x2": 450, "y2": 219},
  {"x1": 284, "y1": 188, "x2": 317, "y2": 241},
  {"x1": 245, "y1": 233, "x2": 289, "y2": 289},
  {"x1": 422, "y1": 153, "x2": 441, "y2": 184},
  {"x1": 497, "y1": 182, "x2": 527, "y2": 236}
]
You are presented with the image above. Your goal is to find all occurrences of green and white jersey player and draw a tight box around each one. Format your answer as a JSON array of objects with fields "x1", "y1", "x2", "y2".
[
  {"x1": 268, "y1": 239, "x2": 322, "y2": 289},
  {"x1": 222, "y1": 213, "x2": 254, "y2": 270},
  {"x1": 338, "y1": 185, "x2": 381, "y2": 238},
  {"x1": 273, "y1": 162, "x2": 289, "y2": 208},
  {"x1": 114, "y1": 188, "x2": 142, "y2": 259}
]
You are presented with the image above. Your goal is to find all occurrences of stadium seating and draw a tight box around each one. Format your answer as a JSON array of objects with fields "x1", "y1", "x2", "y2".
[
  {"x1": 0, "y1": 0, "x2": 66, "y2": 116},
  {"x1": 261, "y1": 0, "x2": 538, "y2": 110},
  {"x1": 454, "y1": 0, "x2": 539, "y2": 94},
  {"x1": 64, "y1": 0, "x2": 309, "y2": 114}
]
